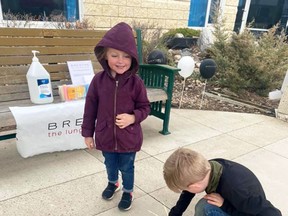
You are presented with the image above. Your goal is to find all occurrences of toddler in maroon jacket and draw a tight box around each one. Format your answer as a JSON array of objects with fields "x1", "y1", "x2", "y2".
[{"x1": 82, "y1": 22, "x2": 150, "y2": 211}]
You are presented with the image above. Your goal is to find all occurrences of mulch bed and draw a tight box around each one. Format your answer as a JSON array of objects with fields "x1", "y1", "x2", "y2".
[{"x1": 171, "y1": 74, "x2": 280, "y2": 116}]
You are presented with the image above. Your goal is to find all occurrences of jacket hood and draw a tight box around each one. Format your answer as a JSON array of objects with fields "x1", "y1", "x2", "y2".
[{"x1": 94, "y1": 22, "x2": 139, "y2": 76}]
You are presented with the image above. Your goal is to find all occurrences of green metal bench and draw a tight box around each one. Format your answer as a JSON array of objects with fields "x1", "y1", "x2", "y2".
[{"x1": 0, "y1": 28, "x2": 179, "y2": 141}]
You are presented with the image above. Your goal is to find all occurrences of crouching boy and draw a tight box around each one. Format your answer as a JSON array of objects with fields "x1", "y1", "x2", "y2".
[{"x1": 163, "y1": 148, "x2": 282, "y2": 216}]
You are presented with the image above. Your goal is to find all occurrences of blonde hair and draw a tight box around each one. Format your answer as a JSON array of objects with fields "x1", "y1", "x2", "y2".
[
  {"x1": 95, "y1": 47, "x2": 107, "y2": 61},
  {"x1": 163, "y1": 148, "x2": 211, "y2": 193}
]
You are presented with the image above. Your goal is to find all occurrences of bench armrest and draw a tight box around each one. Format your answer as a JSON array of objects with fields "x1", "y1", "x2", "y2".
[{"x1": 138, "y1": 64, "x2": 180, "y2": 101}]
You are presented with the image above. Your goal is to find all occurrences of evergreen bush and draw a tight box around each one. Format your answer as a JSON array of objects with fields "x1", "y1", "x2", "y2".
[{"x1": 206, "y1": 19, "x2": 288, "y2": 96}]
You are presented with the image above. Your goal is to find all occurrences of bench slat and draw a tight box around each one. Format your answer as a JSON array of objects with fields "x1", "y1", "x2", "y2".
[
  {"x1": 0, "y1": 71, "x2": 71, "y2": 85},
  {"x1": 0, "y1": 111, "x2": 15, "y2": 132},
  {"x1": 0, "y1": 81, "x2": 71, "y2": 95},
  {"x1": 0, "y1": 91, "x2": 64, "y2": 103},
  {"x1": 0, "y1": 81, "x2": 71, "y2": 103},
  {"x1": 146, "y1": 88, "x2": 167, "y2": 102},
  {"x1": 0, "y1": 46, "x2": 95, "y2": 56},
  {"x1": 0, "y1": 54, "x2": 96, "y2": 65},
  {"x1": 0, "y1": 37, "x2": 101, "y2": 46},
  {"x1": 0, "y1": 83, "x2": 28, "y2": 94},
  {"x1": 0, "y1": 62, "x2": 102, "y2": 76},
  {"x1": 0, "y1": 28, "x2": 107, "y2": 38}
]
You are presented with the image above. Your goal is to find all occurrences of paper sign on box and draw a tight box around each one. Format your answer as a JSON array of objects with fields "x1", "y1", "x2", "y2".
[{"x1": 67, "y1": 60, "x2": 94, "y2": 85}]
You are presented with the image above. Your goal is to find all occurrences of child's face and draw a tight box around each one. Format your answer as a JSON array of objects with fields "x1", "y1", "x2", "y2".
[{"x1": 106, "y1": 48, "x2": 132, "y2": 76}]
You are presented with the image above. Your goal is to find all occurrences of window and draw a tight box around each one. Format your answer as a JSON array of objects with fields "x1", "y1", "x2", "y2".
[
  {"x1": 188, "y1": 0, "x2": 208, "y2": 27},
  {"x1": 1, "y1": 0, "x2": 79, "y2": 21},
  {"x1": 188, "y1": 0, "x2": 224, "y2": 28},
  {"x1": 234, "y1": 0, "x2": 288, "y2": 34},
  {"x1": 247, "y1": 0, "x2": 284, "y2": 29}
]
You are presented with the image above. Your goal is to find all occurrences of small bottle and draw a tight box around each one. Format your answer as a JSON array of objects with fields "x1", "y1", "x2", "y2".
[{"x1": 26, "y1": 50, "x2": 53, "y2": 104}]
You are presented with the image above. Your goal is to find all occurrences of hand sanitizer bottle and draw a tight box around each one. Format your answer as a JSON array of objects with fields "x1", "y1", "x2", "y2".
[{"x1": 26, "y1": 50, "x2": 54, "y2": 104}]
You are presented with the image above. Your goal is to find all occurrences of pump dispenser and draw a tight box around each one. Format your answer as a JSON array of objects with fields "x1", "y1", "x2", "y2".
[{"x1": 26, "y1": 50, "x2": 53, "y2": 104}]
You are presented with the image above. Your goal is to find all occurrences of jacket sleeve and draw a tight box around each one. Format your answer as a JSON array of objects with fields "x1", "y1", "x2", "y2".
[
  {"x1": 169, "y1": 191, "x2": 195, "y2": 216},
  {"x1": 133, "y1": 78, "x2": 150, "y2": 124},
  {"x1": 81, "y1": 77, "x2": 98, "y2": 137}
]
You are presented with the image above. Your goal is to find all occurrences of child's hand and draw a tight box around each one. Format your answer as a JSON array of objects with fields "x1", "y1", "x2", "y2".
[
  {"x1": 84, "y1": 137, "x2": 95, "y2": 149},
  {"x1": 115, "y1": 113, "x2": 135, "y2": 129},
  {"x1": 204, "y1": 193, "x2": 224, "y2": 207}
]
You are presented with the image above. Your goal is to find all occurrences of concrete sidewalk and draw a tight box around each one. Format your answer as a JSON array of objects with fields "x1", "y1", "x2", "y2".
[{"x1": 1, "y1": 109, "x2": 287, "y2": 216}]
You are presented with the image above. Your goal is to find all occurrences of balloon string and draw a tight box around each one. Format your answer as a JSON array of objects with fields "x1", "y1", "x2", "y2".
[
  {"x1": 179, "y1": 78, "x2": 186, "y2": 109},
  {"x1": 199, "y1": 79, "x2": 207, "y2": 109}
]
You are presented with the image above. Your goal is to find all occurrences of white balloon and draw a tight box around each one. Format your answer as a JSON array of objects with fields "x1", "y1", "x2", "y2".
[{"x1": 177, "y1": 56, "x2": 195, "y2": 79}]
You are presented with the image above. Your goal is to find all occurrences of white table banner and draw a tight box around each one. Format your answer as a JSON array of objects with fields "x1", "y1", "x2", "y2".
[{"x1": 10, "y1": 100, "x2": 86, "y2": 158}]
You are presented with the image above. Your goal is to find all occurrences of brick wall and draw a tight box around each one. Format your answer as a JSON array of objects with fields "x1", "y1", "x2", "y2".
[
  {"x1": 83, "y1": 0, "x2": 239, "y2": 31},
  {"x1": 223, "y1": 0, "x2": 238, "y2": 31},
  {"x1": 83, "y1": 0, "x2": 191, "y2": 30}
]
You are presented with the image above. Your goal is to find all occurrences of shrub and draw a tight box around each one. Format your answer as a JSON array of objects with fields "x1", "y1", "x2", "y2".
[
  {"x1": 205, "y1": 18, "x2": 288, "y2": 96},
  {"x1": 161, "y1": 28, "x2": 201, "y2": 46},
  {"x1": 162, "y1": 28, "x2": 201, "y2": 38}
]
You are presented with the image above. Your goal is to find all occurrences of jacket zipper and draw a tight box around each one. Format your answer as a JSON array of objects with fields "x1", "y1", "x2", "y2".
[{"x1": 114, "y1": 80, "x2": 118, "y2": 151}]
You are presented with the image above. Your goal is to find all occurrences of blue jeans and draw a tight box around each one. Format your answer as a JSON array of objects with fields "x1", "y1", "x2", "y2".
[
  {"x1": 195, "y1": 198, "x2": 230, "y2": 216},
  {"x1": 102, "y1": 151, "x2": 136, "y2": 193}
]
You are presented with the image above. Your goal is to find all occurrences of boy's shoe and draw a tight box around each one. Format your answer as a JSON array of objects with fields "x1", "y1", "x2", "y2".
[
  {"x1": 118, "y1": 192, "x2": 133, "y2": 211},
  {"x1": 102, "y1": 182, "x2": 120, "y2": 200}
]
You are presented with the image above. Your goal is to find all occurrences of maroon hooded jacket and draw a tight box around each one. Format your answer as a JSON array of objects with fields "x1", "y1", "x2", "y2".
[{"x1": 81, "y1": 22, "x2": 150, "y2": 152}]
